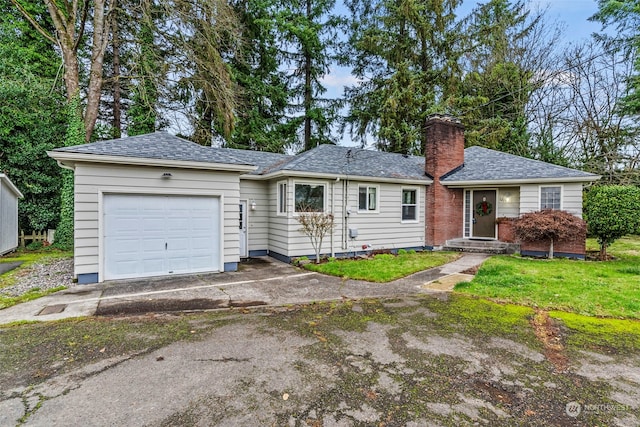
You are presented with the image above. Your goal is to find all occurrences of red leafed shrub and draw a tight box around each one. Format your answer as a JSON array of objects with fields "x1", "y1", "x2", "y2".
[{"x1": 513, "y1": 210, "x2": 586, "y2": 259}]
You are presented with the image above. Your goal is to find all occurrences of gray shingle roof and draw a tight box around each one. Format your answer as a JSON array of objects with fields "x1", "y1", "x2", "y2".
[
  {"x1": 52, "y1": 132, "x2": 254, "y2": 166},
  {"x1": 213, "y1": 148, "x2": 291, "y2": 175},
  {"x1": 266, "y1": 144, "x2": 429, "y2": 181},
  {"x1": 442, "y1": 146, "x2": 599, "y2": 182},
  {"x1": 51, "y1": 132, "x2": 597, "y2": 184}
]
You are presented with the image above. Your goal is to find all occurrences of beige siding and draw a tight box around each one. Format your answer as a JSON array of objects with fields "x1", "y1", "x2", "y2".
[
  {"x1": 343, "y1": 181, "x2": 425, "y2": 252},
  {"x1": 267, "y1": 178, "x2": 426, "y2": 258},
  {"x1": 496, "y1": 187, "x2": 520, "y2": 218},
  {"x1": 73, "y1": 163, "x2": 242, "y2": 280},
  {"x1": 239, "y1": 180, "x2": 270, "y2": 252},
  {"x1": 562, "y1": 183, "x2": 584, "y2": 217},
  {"x1": 520, "y1": 183, "x2": 584, "y2": 217}
]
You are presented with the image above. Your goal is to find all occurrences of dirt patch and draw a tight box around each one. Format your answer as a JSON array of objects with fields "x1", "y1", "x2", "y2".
[
  {"x1": 461, "y1": 265, "x2": 480, "y2": 275},
  {"x1": 531, "y1": 310, "x2": 569, "y2": 372}
]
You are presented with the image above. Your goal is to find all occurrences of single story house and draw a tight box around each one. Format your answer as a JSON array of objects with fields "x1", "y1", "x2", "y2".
[
  {"x1": 48, "y1": 114, "x2": 600, "y2": 284},
  {"x1": 0, "y1": 173, "x2": 23, "y2": 255}
]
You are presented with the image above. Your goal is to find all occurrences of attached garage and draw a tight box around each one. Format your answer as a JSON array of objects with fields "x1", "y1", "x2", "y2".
[
  {"x1": 103, "y1": 194, "x2": 221, "y2": 280},
  {"x1": 47, "y1": 132, "x2": 257, "y2": 284}
]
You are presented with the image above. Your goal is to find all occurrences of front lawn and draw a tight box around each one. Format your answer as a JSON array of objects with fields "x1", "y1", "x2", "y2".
[
  {"x1": 304, "y1": 250, "x2": 460, "y2": 282},
  {"x1": 455, "y1": 236, "x2": 640, "y2": 319}
]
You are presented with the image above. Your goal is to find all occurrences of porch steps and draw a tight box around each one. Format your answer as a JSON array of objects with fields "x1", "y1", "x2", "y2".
[{"x1": 443, "y1": 238, "x2": 519, "y2": 255}]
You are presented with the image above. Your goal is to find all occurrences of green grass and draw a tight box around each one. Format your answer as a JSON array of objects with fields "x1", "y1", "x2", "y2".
[
  {"x1": 0, "y1": 248, "x2": 73, "y2": 309},
  {"x1": 304, "y1": 251, "x2": 460, "y2": 282},
  {"x1": 455, "y1": 236, "x2": 640, "y2": 319},
  {"x1": 550, "y1": 311, "x2": 640, "y2": 353}
]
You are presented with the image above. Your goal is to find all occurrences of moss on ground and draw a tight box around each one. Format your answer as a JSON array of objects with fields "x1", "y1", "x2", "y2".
[
  {"x1": 550, "y1": 311, "x2": 640, "y2": 353},
  {"x1": 0, "y1": 312, "x2": 236, "y2": 389}
]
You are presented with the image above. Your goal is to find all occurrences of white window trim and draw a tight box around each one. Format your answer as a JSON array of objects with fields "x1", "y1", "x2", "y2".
[
  {"x1": 401, "y1": 187, "x2": 419, "y2": 223},
  {"x1": 539, "y1": 184, "x2": 563, "y2": 210},
  {"x1": 293, "y1": 180, "x2": 328, "y2": 214},
  {"x1": 357, "y1": 184, "x2": 380, "y2": 213},
  {"x1": 277, "y1": 180, "x2": 287, "y2": 216}
]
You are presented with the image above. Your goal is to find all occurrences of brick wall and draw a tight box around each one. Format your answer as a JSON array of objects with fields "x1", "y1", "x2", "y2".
[
  {"x1": 424, "y1": 115, "x2": 465, "y2": 247},
  {"x1": 497, "y1": 217, "x2": 586, "y2": 258}
]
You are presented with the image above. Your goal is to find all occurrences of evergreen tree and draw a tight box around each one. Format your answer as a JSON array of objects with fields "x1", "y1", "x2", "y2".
[
  {"x1": 127, "y1": 4, "x2": 164, "y2": 136},
  {"x1": 55, "y1": 96, "x2": 84, "y2": 250},
  {"x1": 591, "y1": 0, "x2": 640, "y2": 114},
  {"x1": 455, "y1": 0, "x2": 539, "y2": 157},
  {"x1": 343, "y1": 0, "x2": 462, "y2": 154},
  {"x1": 280, "y1": 0, "x2": 339, "y2": 151},
  {"x1": 0, "y1": 2, "x2": 66, "y2": 231},
  {"x1": 227, "y1": 0, "x2": 298, "y2": 152}
]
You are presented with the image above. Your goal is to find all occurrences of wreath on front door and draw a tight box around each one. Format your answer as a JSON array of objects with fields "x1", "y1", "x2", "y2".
[{"x1": 475, "y1": 200, "x2": 493, "y2": 216}]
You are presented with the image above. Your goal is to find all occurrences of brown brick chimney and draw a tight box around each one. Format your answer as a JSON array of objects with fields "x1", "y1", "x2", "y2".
[{"x1": 424, "y1": 114, "x2": 465, "y2": 248}]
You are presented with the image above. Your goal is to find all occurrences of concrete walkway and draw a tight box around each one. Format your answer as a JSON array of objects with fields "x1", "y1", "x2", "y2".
[{"x1": 0, "y1": 253, "x2": 490, "y2": 325}]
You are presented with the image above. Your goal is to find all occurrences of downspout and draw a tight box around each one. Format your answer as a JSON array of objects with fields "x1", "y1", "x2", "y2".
[
  {"x1": 330, "y1": 179, "x2": 336, "y2": 257},
  {"x1": 343, "y1": 178, "x2": 349, "y2": 250}
]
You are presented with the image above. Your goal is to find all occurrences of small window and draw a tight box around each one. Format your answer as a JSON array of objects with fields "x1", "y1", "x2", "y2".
[
  {"x1": 295, "y1": 183, "x2": 325, "y2": 212},
  {"x1": 541, "y1": 186, "x2": 561, "y2": 210},
  {"x1": 358, "y1": 186, "x2": 377, "y2": 211},
  {"x1": 401, "y1": 189, "x2": 417, "y2": 221},
  {"x1": 277, "y1": 182, "x2": 287, "y2": 214}
]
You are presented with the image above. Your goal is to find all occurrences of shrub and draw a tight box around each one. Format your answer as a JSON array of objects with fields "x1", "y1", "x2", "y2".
[
  {"x1": 513, "y1": 210, "x2": 586, "y2": 259},
  {"x1": 584, "y1": 185, "x2": 640, "y2": 260},
  {"x1": 296, "y1": 210, "x2": 335, "y2": 264}
]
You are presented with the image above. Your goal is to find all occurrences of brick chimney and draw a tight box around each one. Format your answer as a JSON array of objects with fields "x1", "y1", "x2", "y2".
[{"x1": 424, "y1": 114, "x2": 465, "y2": 248}]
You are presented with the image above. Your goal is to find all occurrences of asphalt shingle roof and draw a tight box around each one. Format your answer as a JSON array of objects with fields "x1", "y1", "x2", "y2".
[
  {"x1": 267, "y1": 144, "x2": 429, "y2": 181},
  {"x1": 442, "y1": 146, "x2": 599, "y2": 182},
  {"x1": 213, "y1": 148, "x2": 291, "y2": 175},
  {"x1": 52, "y1": 132, "x2": 254, "y2": 166},
  {"x1": 52, "y1": 132, "x2": 597, "y2": 183}
]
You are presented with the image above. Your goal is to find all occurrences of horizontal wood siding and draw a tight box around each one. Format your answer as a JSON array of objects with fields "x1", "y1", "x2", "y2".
[
  {"x1": 73, "y1": 163, "x2": 242, "y2": 279},
  {"x1": 563, "y1": 183, "x2": 584, "y2": 217},
  {"x1": 520, "y1": 183, "x2": 584, "y2": 217},
  {"x1": 342, "y1": 181, "x2": 425, "y2": 252},
  {"x1": 240, "y1": 180, "x2": 270, "y2": 251},
  {"x1": 269, "y1": 178, "x2": 426, "y2": 258},
  {"x1": 519, "y1": 184, "x2": 540, "y2": 214},
  {"x1": 497, "y1": 187, "x2": 520, "y2": 218}
]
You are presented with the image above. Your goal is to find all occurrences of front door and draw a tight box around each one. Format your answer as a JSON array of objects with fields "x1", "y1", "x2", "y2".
[
  {"x1": 472, "y1": 190, "x2": 496, "y2": 239},
  {"x1": 239, "y1": 200, "x2": 248, "y2": 258}
]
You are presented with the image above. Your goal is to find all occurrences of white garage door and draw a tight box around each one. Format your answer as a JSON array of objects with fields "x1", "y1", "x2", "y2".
[{"x1": 104, "y1": 194, "x2": 220, "y2": 280}]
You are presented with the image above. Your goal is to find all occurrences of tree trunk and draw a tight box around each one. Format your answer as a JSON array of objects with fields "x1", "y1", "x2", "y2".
[
  {"x1": 112, "y1": 1, "x2": 122, "y2": 139},
  {"x1": 549, "y1": 238, "x2": 554, "y2": 259},
  {"x1": 84, "y1": 0, "x2": 110, "y2": 142},
  {"x1": 600, "y1": 242, "x2": 608, "y2": 261}
]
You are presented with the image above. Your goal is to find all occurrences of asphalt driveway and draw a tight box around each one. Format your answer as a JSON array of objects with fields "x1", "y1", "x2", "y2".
[
  {"x1": 0, "y1": 254, "x2": 487, "y2": 324},
  {"x1": 1, "y1": 296, "x2": 637, "y2": 426}
]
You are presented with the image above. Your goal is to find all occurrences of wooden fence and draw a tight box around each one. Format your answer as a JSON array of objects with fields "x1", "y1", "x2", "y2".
[{"x1": 19, "y1": 229, "x2": 56, "y2": 247}]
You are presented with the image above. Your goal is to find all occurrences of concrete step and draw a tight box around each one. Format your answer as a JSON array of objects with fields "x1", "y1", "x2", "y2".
[{"x1": 443, "y1": 239, "x2": 519, "y2": 255}]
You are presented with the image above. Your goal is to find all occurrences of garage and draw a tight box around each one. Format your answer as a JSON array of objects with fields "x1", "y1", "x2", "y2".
[{"x1": 103, "y1": 194, "x2": 220, "y2": 281}]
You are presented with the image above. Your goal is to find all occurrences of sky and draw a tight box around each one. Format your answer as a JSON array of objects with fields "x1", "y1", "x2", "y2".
[
  {"x1": 320, "y1": 0, "x2": 604, "y2": 146},
  {"x1": 322, "y1": 0, "x2": 604, "y2": 94}
]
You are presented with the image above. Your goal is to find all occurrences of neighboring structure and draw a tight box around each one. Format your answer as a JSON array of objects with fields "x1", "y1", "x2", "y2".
[
  {"x1": 0, "y1": 174, "x2": 23, "y2": 255},
  {"x1": 48, "y1": 115, "x2": 600, "y2": 284}
]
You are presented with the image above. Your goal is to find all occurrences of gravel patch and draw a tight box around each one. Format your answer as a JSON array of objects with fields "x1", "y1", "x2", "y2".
[{"x1": 0, "y1": 258, "x2": 75, "y2": 297}]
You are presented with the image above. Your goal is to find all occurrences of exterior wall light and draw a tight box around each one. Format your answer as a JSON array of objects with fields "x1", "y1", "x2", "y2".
[{"x1": 250, "y1": 200, "x2": 257, "y2": 210}]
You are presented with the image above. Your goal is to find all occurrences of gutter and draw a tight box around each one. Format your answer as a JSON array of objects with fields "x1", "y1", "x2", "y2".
[{"x1": 46, "y1": 151, "x2": 258, "y2": 173}]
